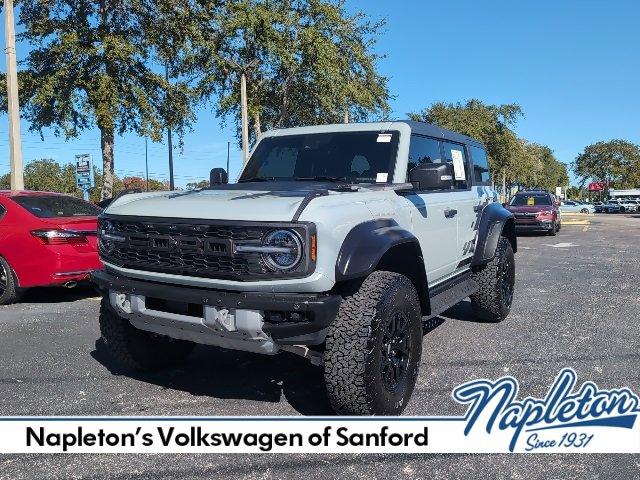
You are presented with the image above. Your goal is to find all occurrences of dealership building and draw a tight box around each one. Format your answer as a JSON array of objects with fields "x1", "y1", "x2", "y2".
[{"x1": 609, "y1": 188, "x2": 640, "y2": 200}]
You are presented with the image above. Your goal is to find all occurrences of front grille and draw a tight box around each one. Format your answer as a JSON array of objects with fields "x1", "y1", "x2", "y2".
[{"x1": 99, "y1": 217, "x2": 313, "y2": 281}]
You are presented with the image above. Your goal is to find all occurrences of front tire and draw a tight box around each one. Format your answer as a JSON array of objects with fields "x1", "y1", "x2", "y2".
[
  {"x1": 0, "y1": 256, "x2": 22, "y2": 305},
  {"x1": 546, "y1": 221, "x2": 557, "y2": 236},
  {"x1": 99, "y1": 299, "x2": 195, "y2": 371},
  {"x1": 324, "y1": 271, "x2": 423, "y2": 415},
  {"x1": 470, "y1": 237, "x2": 515, "y2": 323}
]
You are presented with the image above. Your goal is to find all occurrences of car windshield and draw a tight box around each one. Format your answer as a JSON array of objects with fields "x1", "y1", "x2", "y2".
[
  {"x1": 238, "y1": 131, "x2": 400, "y2": 184},
  {"x1": 12, "y1": 195, "x2": 101, "y2": 218},
  {"x1": 510, "y1": 194, "x2": 552, "y2": 206}
]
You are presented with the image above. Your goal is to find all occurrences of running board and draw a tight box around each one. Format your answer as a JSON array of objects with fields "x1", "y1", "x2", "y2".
[{"x1": 425, "y1": 272, "x2": 478, "y2": 320}]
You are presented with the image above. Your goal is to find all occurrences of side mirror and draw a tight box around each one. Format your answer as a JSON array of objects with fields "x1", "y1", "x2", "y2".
[
  {"x1": 409, "y1": 163, "x2": 453, "y2": 191},
  {"x1": 210, "y1": 168, "x2": 228, "y2": 186}
]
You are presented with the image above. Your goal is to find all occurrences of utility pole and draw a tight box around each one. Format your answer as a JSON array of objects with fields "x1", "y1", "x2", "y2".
[
  {"x1": 165, "y1": 64, "x2": 174, "y2": 190},
  {"x1": 344, "y1": 107, "x2": 349, "y2": 124},
  {"x1": 4, "y1": 0, "x2": 24, "y2": 190},
  {"x1": 240, "y1": 72, "x2": 249, "y2": 165},
  {"x1": 145, "y1": 137, "x2": 149, "y2": 192},
  {"x1": 226, "y1": 141, "x2": 230, "y2": 175}
]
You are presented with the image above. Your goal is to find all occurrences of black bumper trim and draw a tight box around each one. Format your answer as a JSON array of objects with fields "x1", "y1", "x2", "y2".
[{"x1": 91, "y1": 269, "x2": 341, "y2": 341}]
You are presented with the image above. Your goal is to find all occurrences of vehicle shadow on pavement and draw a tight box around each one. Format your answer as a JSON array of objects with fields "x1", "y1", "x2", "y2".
[
  {"x1": 91, "y1": 339, "x2": 334, "y2": 416},
  {"x1": 20, "y1": 284, "x2": 99, "y2": 304}
]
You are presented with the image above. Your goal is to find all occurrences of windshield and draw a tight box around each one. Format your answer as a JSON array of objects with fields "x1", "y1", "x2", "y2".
[
  {"x1": 239, "y1": 131, "x2": 400, "y2": 184},
  {"x1": 12, "y1": 195, "x2": 101, "y2": 218},
  {"x1": 510, "y1": 193, "x2": 552, "y2": 206}
]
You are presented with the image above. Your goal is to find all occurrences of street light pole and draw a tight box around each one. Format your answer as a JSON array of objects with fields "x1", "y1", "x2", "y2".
[
  {"x1": 4, "y1": 0, "x2": 24, "y2": 190},
  {"x1": 165, "y1": 64, "x2": 174, "y2": 190},
  {"x1": 145, "y1": 137, "x2": 149, "y2": 192},
  {"x1": 240, "y1": 71, "x2": 249, "y2": 165}
]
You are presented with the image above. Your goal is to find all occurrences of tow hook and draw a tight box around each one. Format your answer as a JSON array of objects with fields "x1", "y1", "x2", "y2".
[{"x1": 280, "y1": 345, "x2": 324, "y2": 367}]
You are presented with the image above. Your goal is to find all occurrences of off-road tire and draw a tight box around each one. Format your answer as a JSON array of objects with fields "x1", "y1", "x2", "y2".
[
  {"x1": 470, "y1": 237, "x2": 515, "y2": 323},
  {"x1": 0, "y1": 256, "x2": 22, "y2": 305},
  {"x1": 324, "y1": 271, "x2": 423, "y2": 415},
  {"x1": 99, "y1": 299, "x2": 195, "y2": 371}
]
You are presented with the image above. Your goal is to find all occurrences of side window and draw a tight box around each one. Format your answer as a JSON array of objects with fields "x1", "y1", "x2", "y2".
[
  {"x1": 407, "y1": 135, "x2": 442, "y2": 178},
  {"x1": 442, "y1": 141, "x2": 469, "y2": 189},
  {"x1": 469, "y1": 145, "x2": 491, "y2": 184},
  {"x1": 0, "y1": 204, "x2": 5, "y2": 221}
]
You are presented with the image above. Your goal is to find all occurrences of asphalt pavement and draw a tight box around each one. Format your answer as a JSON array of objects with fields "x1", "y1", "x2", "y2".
[{"x1": 1, "y1": 213, "x2": 639, "y2": 479}]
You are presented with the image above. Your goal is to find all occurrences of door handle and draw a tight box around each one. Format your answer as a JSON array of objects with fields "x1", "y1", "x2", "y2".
[{"x1": 444, "y1": 208, "x2": 458, "y2": 218}]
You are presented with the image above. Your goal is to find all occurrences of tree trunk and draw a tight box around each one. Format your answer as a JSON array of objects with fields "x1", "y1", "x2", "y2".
[
  {"x1": 253, "y1": 112, "x2": 262, "y2": 142},
  {"x1": 100, "y1": 126, "x2": 115, "y2": 200}
]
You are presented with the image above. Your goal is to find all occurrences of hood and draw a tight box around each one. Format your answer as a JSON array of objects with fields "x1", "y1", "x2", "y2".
[{"x1": 104, "y1": 182, "x2": 350, "y2": 222}]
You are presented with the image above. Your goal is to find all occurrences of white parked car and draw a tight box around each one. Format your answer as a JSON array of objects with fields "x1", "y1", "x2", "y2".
[{"x1": 559, "y1": 200, "x2": 595, "y2": 214}]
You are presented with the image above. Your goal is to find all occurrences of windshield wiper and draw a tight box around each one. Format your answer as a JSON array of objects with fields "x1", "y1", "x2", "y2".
[
  {"x1": 294, "y1": 176, "x2": 349, "y2": 183},
  {"x1": 237, "y1": 176, "x2": 276, "y2": 183}
]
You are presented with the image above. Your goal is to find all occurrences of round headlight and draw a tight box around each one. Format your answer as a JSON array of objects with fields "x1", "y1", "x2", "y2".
[{"x1": 262, "y1": 229, "x2": 303, "y2": 271}]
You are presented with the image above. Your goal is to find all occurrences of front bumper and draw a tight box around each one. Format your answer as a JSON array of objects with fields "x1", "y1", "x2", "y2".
[
  {"x1": 514, "y1": 219, "x2": 555, "y2": 231},
  {"x1": 91, "y1": 269, "x2": 342, "y2": 353}
]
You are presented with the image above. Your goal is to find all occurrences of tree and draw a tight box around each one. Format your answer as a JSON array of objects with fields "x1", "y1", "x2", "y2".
[
  {"x1": 190, "y1": 0, "x2": 390, "y2": 144},
  {"x1": 519, "y1": 141, "x2": 569, "y2": 191},
  {"x1": 122, "y1": 176, "x2": 168, "y2": 191},
  {"x1": 186, "y1": 179, "x2": 210, "y2": 190},
  {"x1": 408, "y1": 99, "x2": 524, "y2": 187},
  {"x1": 0, "y1": 0, "x2": 197, "y2": 200},
  {"x1": 574, "y1": 140, "x2": 640, "y2": 190}
]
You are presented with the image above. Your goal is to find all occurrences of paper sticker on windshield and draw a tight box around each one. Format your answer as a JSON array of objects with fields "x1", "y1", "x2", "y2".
[
  {"x1": 451, "y1": 149, "x2": 466, "y2": 180},
  {"x1": 376, "y1": 172, "x2": 388, "y2": 183},
  {"x1": 527, "y1": 197, "x2": 535, "y2": 205},
  {"x1": 377, "y1": 133, "x2": 392, "y2": 143}
]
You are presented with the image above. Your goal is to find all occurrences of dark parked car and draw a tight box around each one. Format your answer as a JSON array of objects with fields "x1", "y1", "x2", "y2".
[{"x1": 505, "y1": 190, "x2": 561, "y2": 235}]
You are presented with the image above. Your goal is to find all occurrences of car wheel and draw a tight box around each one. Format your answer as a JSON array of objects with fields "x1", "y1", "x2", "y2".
[
  {"x1": 99, "y1": 299, "x2": 195, "y2": 371},
  {"x1": 470, "y1": 236, "x2": 515, "y2": 323},
  {"x1": 580, "y1": 208, "x2": 589, "y2": 214},
  {"x1": 0, "y1": 256, "x2": 22, "y2": 305},
  {"x1": 620, "y1": 207, "x2": 626, "y2": 213},
  {"x1": 324, "y1": 271, "x2": 422, "y2": 415},
  {"x1": 546, "y1": 221, "x2": 557, "y2": 236}
]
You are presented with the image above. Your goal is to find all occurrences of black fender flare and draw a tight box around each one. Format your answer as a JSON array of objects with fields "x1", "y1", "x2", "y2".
[
  {"x1": 471, "y1": 202, "x2": 517, "y2": 266},
  {"x1": 335, "y1": 219, "x2": 422, "y2": 281}
]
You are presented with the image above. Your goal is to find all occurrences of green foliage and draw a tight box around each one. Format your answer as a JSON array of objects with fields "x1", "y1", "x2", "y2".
[
  {"x1": 519, "y1": 141, "x2": 569, "y2": 191},
  {"x1": 186, "y1": 179, "x2": 210, "y2": 190},
  {"x1": 409, "y1": 99, "x2": 523, "y2": 183},
  {"x1": 0, "y1": 0, "x2": 198, "y2": 199},
  {"x1": 191, "y1": 0, "x2": 391, "y2": 143},
  {"x1": 574, "y1": 140, "x2": 640, "y2": 189},
  {"x1": 122, "y1": 176, "x2": 168, "y2": 191}
]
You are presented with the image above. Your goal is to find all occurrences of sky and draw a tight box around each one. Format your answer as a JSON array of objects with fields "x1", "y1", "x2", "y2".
[{"x1": 1, "y1": 0, "x2": 639, "y2": 187}]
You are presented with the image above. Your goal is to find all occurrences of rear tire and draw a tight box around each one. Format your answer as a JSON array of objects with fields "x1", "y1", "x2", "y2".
[
  {"x1": 99, "y1": 299, "x2": 195, "y2": 371},
  {"x1": 470, "y1": 237, "x2": 515, "y2": 323},
  {"x1": 324, "y1": 271, "x2": 423, "y2": 415},
  {"x1": 580, "y1": 208, "x2": 589, "y2": 214},
  {"x1": 0, "y1": 256, "x2": 22, "y2": 305}
]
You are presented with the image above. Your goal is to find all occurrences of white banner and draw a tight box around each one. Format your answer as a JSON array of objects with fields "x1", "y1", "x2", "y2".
[{"x1": 1, "y1": 369, "x2": 638, "y2": 454}]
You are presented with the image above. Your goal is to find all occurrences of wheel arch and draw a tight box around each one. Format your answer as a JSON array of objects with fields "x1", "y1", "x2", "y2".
[
  {"x1": 471, "y1": 202, "x2": 517, "y2": 267},
  {"x1": 334, "y1": 219, "x2": 430, "y2": 315}
]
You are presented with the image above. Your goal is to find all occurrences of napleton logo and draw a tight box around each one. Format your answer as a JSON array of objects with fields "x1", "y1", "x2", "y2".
[{"x1": 452, "y1": 368, "x2": 640, "y2": 452}]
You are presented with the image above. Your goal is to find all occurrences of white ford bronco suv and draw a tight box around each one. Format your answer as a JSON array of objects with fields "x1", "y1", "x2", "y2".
[{"x1": 93, "y1": 121, "x2": 517, "y2": 415}]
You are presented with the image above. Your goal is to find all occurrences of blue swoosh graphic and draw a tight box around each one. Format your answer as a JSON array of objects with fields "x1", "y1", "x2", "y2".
[{"x1": 526, "y1": 414, "x2": 637, "y2": 432}]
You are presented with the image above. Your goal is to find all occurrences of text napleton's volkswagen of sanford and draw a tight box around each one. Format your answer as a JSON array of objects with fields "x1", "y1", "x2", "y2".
[{"x1": 93, "y1": 121, "x2": 517, "y2": 415}]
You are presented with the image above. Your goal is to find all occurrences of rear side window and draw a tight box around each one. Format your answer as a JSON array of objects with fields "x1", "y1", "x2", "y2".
[
  {"x1": 12, "y1": 195, "x2": 101, "y2": 218},
  {"x1": 442, "y1": 141, "x2": 469, "y2": 189},
  {"x1": 470, "y1": 145, "x2": 491, "y2": 184}
]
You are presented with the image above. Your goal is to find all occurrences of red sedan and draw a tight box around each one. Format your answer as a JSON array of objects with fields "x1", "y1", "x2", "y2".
[{"x1": 0, "y1": 190, "x2": 102, "y2": 304}]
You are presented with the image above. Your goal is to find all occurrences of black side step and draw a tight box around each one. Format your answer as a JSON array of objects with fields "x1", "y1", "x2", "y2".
[{"x1": 425, "y1": 272, "x2": 478, "y2": 320}]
